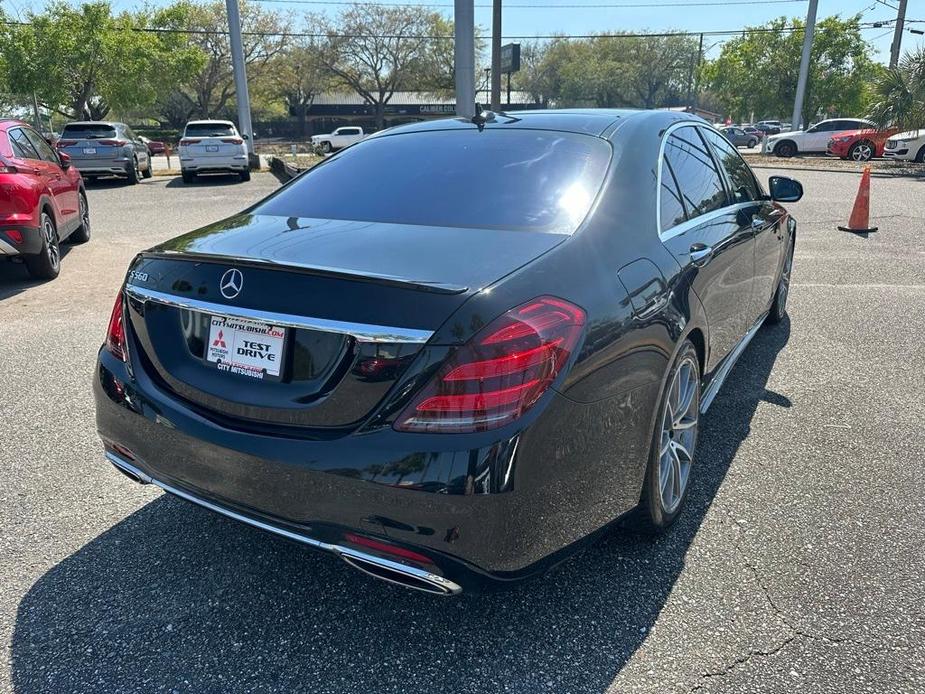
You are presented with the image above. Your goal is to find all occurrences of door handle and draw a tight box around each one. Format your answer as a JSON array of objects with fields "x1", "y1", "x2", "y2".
[{"x1": 689, "y1": 243, "x2": 713, "y2": 266}]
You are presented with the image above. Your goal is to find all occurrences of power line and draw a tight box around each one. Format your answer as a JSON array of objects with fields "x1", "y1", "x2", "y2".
[
  {"x1": 0, "y1": 17, "x2": 913, "y2": 40},
  {"x1": 249, "y1": 0, "x2": 807, "y2": 7}
]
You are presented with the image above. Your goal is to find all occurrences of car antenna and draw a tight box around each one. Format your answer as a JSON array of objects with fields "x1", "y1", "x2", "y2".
[{"x1": 471, "y1": 104, "x2": 495, "y2": 131}]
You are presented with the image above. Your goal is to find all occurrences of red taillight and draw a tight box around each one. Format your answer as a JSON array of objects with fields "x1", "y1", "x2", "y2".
[
  {"x1": 97, "y1": 139, "x2": 128, "y2": 147},
  {"x1": 394, "y1": 296, "x2": 586, "y2": 433},
  {"x1": 221, "y1": 137, "x2": 244, "y2": 145},
  {"x1": 106, "y1": 292, "x2": 127, "y2": 361},
  {"x1": 343, "y1": 533, "x2": 433, "y2": 565},
  {"x1": 6, "y1": 230, "x2": 23, "y2": 244},
  {"x1": 179, "y1": 138, "x2": 201, "y2": 146},
  {"x1": 56, "y1": 139, "x2": 77, "y2": 147}
]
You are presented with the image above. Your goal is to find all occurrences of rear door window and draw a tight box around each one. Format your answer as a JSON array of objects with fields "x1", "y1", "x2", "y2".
[
  {"x1": 659, "y1": 158, "x2": 687, "y2": 231},
  {"x1": 662, "y1": 126, "x2": 727, "y2": 224},
  {"x1": 8, "y1": 128, "x2": 40, "y2": 160},
  {"x1": 22, "y1": 127, "x2": 59, "y2": 163},
  {"x1": 256, "y1": 129, "x2": 612, "y2": 233},
  {"x1": 701, "y1": 128, "x2": 761, "y2": 204}
]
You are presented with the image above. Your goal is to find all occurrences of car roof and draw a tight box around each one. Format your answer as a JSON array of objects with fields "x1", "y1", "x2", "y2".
[
  {"x1": 0, "y1": 119, "x2": 28, "y2": 131},
  {"x1": 372, "y1": 109, "x2": 694, "y2": 140},
  {"x1": 186, "y1": 120, "x2": 235, "y2": 126},
  {"x1": 64, "y1": 121, "x2": 121, "y2": 126}
]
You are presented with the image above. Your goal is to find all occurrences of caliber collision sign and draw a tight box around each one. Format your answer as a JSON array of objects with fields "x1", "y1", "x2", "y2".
[{"x1": 206, "y1": 316, "x2": 286, "y2": 379}]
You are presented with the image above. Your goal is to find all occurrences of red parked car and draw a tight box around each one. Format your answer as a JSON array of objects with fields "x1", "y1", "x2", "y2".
[
  {"x1": 0, "y1": 119, "x2": 90, "y2": 280},
  {"x1": 827, "y1": 128, "x2": 896, "y2": 162}
]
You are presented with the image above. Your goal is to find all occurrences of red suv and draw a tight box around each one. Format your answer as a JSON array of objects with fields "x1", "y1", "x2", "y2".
[
  {"x1": 826, "y1": 128, "x2": 896, "y2": 162},
  {"x1": 0, "y1": 119, "x2": 90, "y2": 280}
]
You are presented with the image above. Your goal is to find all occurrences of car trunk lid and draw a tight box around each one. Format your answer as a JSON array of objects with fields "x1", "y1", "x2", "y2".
[{"x1": 124, "y1": 213, "x2": 565, "y2": 431}]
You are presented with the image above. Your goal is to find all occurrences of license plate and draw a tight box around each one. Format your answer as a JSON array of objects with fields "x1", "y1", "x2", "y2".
[
  {"x1": 206, "y1": 316, "x2": 286, "y2": 379},
  {"x1": 206, "y1": 145, "x2": 219, "y2": 152},
  {"x1": 83, "y1": 148, "x2": 97, "y2": 155}
]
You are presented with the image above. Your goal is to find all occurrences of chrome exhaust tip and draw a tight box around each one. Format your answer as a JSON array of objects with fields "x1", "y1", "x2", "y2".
[
  {"x1": 105, "y1": 451, "x2": 151, "y2": 485},
  {"x1": 338, "y1": 551, "x2": 462, "y2": 596}
]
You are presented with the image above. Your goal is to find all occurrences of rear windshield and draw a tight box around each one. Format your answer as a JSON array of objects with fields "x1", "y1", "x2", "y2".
[
  {"x1": 185, "y1": 123, "x2": 236, "y2": 137},
  {"x1": 62, "y1": 123, "x2": 117, "y2": 139},
  {"x1": 256, "y1": 129, "x2": 611, "y2": 233}
]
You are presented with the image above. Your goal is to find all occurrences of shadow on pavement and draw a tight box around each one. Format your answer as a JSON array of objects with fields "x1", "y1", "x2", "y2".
[
  {"x1": 165, "y1": 174, "x2": 248, "y2": 188},
  {"x1": 0, "y1": 245, "x2": 74, "y2": 302},
  {"x1": 11, "y1": 320, "x2": 791, "y2": 693}
]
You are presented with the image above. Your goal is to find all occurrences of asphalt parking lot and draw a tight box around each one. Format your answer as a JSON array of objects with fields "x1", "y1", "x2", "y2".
[{"x1": 1, "y1": 169, "x2": 923, "y2": 693}]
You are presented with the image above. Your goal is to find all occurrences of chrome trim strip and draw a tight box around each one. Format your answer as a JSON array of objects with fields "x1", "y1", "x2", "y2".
[
  {"x1": 124, "y1": 284, "x2": 434, "y2": 344},
  {"x1": 699, "y1": 314, "x2": 766, "y2": 414},
  {"x1": 0, "y1": 239, "x2": 19, "y2": 255},
  {"x1": 105, "y1": 451, "x2": 462, "y2": 596},
  {"x1": 655, "y1": 121, "x2": 758, "y2": 242}
]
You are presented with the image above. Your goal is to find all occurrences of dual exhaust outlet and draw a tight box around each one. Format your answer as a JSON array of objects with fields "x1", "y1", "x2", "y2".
[{"x1": 105, "y1": 451, "x2": 462, "y2": 596}]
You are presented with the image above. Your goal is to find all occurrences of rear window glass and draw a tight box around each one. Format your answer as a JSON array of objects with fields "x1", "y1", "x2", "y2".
[
  {"x1": 62, "y1": 123, "x2": 117, "y2": 139},
  {"x1": 256, "y1": 130, "x2": 611, "y2": 233},
  {"x1": 185, "y1": 123, "x2": 236, "y2": 137}
]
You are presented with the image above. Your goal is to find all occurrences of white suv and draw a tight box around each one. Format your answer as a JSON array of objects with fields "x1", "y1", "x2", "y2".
[
  {"x1": 883, "y1": 130, "x2": 925, "y2": 162},
  {"x1": 179, "y1": 120, "x2": 250, "y2": 183},
  {"x1": 765, "y1": 118, "x2": 874, "y2": 157}
]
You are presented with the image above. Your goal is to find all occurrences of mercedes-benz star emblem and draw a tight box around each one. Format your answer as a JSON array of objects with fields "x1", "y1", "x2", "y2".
[{"x1": 220, "y1": 268, "x2": 244, "y2": 299}]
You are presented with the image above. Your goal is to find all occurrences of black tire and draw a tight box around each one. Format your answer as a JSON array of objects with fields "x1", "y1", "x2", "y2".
[
  {"x1": 915, "y1": 145, "x2": 925, "y2": 163},
  {"x1": 639, "y1": 340, "x2": 701, "y2": 530},
  {"x1": 181, "y1": 170, "x2": 194, "y2": 184},
  {"x1": 141, "y1": 159, "x2": 153, "y2": 178},
  {"x1": 239, "y1": 169, "x2": 251, "y2": 182},
  {"x1": 848, "y1": 141, "x2": 874, "y2": 162},
  {"x1": 774, "y1": 141, "x2": 797, "y2": 158},
  {"x1": 69, "y1": 191, "x2": 91, "y2": 244},
  {"x1": 126, "y1": 157, "x2": 140, "y2": 185},
  {"x1": 766, "y1": 235, "x2": 794, "y2": 325},
  {"x1": 320, "y1": 141, "x2": 332, "y2": 154},
  {"x1": 748, "y1": 138, "x2": 757, "y2": 148},
  {"x1": 24, "y1": 211, "x2": 61, "y2": 280}
]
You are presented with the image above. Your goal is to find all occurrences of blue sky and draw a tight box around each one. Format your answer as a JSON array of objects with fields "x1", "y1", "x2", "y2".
[{"x1": 9, "y1": 0, "x2": 924, "y2": 63}]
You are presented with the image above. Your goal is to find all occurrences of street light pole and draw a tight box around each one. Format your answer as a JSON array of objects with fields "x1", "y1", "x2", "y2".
[
  {"x1": 490, "y1": 0, "x2": 502, "y2": 111},
  {"x1": 889, "y1": 0, "x2": 908, "y2": 69},
  {"x1": 454, "y1": 0, "x2": 476, "y2": 118},
  {"x1": 226, "y1": 0, "x2": 257, "y2": 168},
  {"x1": 791, "y1": 0, "x2": 818, "y2": 131}
]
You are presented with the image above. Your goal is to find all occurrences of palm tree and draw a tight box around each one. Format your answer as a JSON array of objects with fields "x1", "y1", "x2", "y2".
[{"x1": 868, "y1": 48, "x2": 925, "y2": 131}]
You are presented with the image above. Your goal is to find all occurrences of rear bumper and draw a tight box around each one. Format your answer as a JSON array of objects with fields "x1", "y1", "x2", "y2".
[
  {"x1": 180, "y1": 155, "x2": 248, "y2": 173},
  {"x1": 94, "y1": 337, "x2": 657, "y2": 590},
  {"x1": 70, "y1": 157, "x2": 131, "y2": 176},
  {"x1": 0, "y1": 225, "x2": 43, "y2": 256}
]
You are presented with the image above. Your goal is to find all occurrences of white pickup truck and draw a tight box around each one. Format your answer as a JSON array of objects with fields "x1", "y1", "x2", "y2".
[{"x1": 310, "y1": 126, "x2": 366, "y2": 153}]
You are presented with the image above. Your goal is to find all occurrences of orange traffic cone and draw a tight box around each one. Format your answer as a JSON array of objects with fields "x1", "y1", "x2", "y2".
[{"x1": 838, "y1": 165, "x2": 878, "y2": 233}]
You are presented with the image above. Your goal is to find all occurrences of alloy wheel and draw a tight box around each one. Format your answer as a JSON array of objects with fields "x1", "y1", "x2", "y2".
[
  {"x1": 658, "y1": 355, "x2": 699, "y2": 514},
  {"x1": 851, "y1": 143, "x2": 873, "y2": 162},
  {"x1": 43, "y1": 216, "x2": 60, "y2": 271},
  {"x1": 80, "y1": 194, "x2": 90, "y2": 233},
  {"x1": 776, "y1": 242, "x2": 794, "y2": 319}
]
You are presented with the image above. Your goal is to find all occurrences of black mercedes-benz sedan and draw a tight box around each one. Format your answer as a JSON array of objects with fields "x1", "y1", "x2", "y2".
[{"x1": 94, "y1": 109, "x2": 802, "y2": 595}]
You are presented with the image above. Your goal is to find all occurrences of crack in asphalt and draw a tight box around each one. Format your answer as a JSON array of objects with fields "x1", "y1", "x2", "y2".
[{"x1": 684, "y1": 508, "x2": 897, "y2": 692}]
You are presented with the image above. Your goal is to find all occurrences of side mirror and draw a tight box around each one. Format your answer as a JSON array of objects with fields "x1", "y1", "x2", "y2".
[
  {"x1": 769, "y1": 175, "x2": 803, "y2": 203},
  {"x1": 58, "y1": 151, "x2": 71, "y2": 170}
]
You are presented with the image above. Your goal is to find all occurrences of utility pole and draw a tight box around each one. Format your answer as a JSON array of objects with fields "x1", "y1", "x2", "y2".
[
  {"x1": 686, "y1": 33, "x2": 704, "y2": 110},
  {"x1": 31, "y1": 93, "x2": 42, "y2": 132},
  {"x1": 226, "y1": 0, "x2": 257, "y2": 168},
  {"x1": 791, "y1": 0, "x2": 818, "y2": 131},
  {"x1": 454, "y1": 0, "x2": 476, "y2": 118},
  {"x1": 889, "y1": 0, "x2": 908, "y2": 68},
  {"x1": 490, "y1": 0, "x2": 502, "y2": 111}
]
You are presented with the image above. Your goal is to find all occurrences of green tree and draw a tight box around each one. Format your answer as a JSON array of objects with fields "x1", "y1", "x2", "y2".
[
  {"x1": 160, "y1": 0, "x2": 289, "y2": 122},
  {"x1": 512, "y1": 33, "x2": 698, "y2": 109},
  {"x1": 868, "y1": 48, "x2": 925, "y2": 131},
  {"x1": 0, "y1": 1, "x2": 203, "y2": 120},
  {"x1": 703, "y1": 15, "x2": 878, "y2": 125},
  {"x1": 270, "y1": 35, "x2": 333, "y2": 136},
  {"x1": 316, "y1": 5, "x2": 455, "y2": 129}
]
